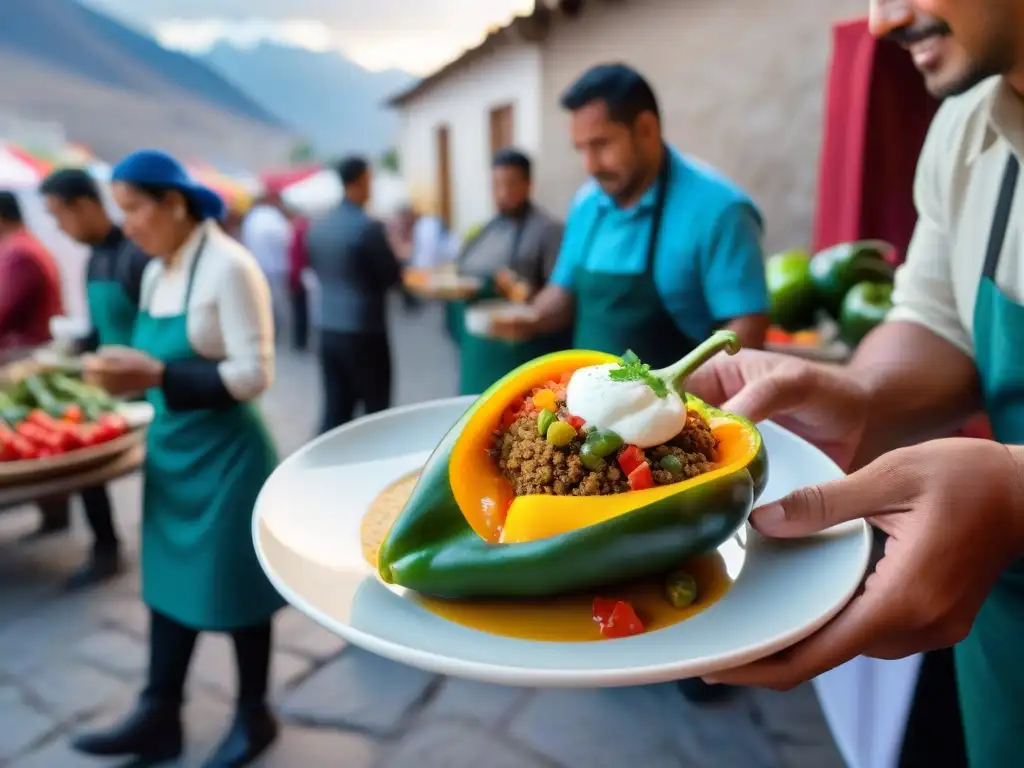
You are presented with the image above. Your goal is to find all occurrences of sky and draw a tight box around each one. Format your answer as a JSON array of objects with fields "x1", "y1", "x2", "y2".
[{"x1": 81, "y1": 0, "x2": 536, "y2": 75}]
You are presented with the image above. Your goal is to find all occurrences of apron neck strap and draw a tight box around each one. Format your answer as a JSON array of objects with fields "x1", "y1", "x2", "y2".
[
  {"x1": 580, "y1": 143, "x2": 672, "y2": 275},
  {"x1": 142, "y1": 230, "x2": 209, "y2": 313},
  {"x1": 982, "y1": 154, "x2": 1020, "y2": 281}
]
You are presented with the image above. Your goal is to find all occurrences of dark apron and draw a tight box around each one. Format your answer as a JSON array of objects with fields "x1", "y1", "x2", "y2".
[
  {"x1": 132, "y1": 236, "x2": 285, "y2": 630},
  {"x1": 954, "y1": 154, "x2": 1024, "y2": 766},
  {"x1": 454, "y1": 210, "x2": 570, "y2": 395},
  {"x1": 86, "y1": 243, "x2": 138, "y2": 347},
  {"x1": 572, "y1": 147, "x2": 696, "y2": 368}
]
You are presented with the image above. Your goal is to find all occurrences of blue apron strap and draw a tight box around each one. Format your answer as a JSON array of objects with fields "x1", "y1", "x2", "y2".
[{"x1": 982, "y1": 155, "x2": 1019, "y2": 281}]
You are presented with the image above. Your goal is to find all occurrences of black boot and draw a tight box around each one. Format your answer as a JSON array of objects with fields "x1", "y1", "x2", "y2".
[
  {"x1": 202, "y1": 704, "x2": 279, "y2": 768},
  {"x1": 71, "y1": 697, "x2": 182, "y2": 761},
  {"x1": 64, "y1": 546, "x2": 123, "y2": 591}
]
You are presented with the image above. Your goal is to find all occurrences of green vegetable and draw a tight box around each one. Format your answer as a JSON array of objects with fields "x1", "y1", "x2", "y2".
[
  {"x1": 46, "y1": 373, "x2": 116, "y2": 420},
  {"x1": 809, "y1": 241, "x2": 896, "y2": 318},
  {"x1": 766, "y1": 249, "x2": 818, "y2": 331},
  {"x1": 839, "y1": 280, "x2": 894, "y2": 347},
  {"x1": 609, "y1": 350, "x2": 669, "y2": 398},
  {"x1": 537, "y1": 409, "x2": 556, "y2": 437},
  {"x1": 666, "y1": 570, "x2": 698, "y2": 608},
  {"x1": 546, "y1": 420, "x2": 577, "y2": 447},
  {"x1": 0, "y1": 390, "x2": 28, "y2": 424},
  {"x1": 659, "y1": 454, "x2": 683, "y2": 475},
  {"x1": 24, "y1": 376, "x2": 67, "y2": 418},
  {"x1": 579, "y1": 442, "x2": 607, "y2": 471},
  {"x1": 584, "y1": 428, "x2": 623, "y2": 458}
]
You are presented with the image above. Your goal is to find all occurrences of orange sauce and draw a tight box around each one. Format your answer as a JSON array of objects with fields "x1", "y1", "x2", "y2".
[{"x1": 415, "y1": 552, "x2": 733, "y2": 642}]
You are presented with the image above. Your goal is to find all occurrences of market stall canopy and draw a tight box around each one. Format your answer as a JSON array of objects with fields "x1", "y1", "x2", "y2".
[
  {"x1": 812, "y1": 18, "x2": 938, "y2": 266},
  {"x1": 260, "y1": 165, "x2": 322, "y2": 196},
  {"x1": 280, "y1": 167, "x2": 409, "y2": 218},
  {"x1": 0, "y1": 145, "x2": 42, "y2": 188}
]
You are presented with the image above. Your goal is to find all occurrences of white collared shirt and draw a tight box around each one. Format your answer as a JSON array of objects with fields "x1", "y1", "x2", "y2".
[
  {"x1": 141, "y1": 220, "x2": 274, "y2": 401},
  {"x1": 889, "y1": 76, "x2": 1024, "y2": 356}
]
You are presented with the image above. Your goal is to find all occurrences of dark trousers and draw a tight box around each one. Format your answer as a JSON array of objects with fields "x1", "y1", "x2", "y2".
[
  {"x1": 146, "y1": 609, "x2": 271, "y2": 707},
  {"x1": 898, "y1": 646, "x2": 967, "y2": 767},
  {"x1": 38, "y1": 486, "x2": 119, "y2": 553},
  {"x1": 290, "y1": 283, "x2": 309, "y2": 351},
  {"x1": 318, "y1": 330, "x2": 392, "y2": 435}
]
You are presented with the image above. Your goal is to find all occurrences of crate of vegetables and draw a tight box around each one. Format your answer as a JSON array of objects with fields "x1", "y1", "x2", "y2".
[{"x1": 0, "y1": 372, "x2": 152, "y2": 487}]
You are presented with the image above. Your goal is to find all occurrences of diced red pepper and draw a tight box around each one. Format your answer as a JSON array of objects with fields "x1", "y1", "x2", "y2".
[
  {"x1": 628, "y1": 462, "x2": 654, "y2": 491},
  {"x1": 617, "y1": 444, "x2": 646, "y2": 476},
  {"x1": 592, "y1": 597, "x2": 618, "y2": 625},
  {"x1": 593, "y1": 599, "x2": 645, "y2": 639},
  {"x1": 565, "y1": 414, "x2": 585, "y2": 430}
]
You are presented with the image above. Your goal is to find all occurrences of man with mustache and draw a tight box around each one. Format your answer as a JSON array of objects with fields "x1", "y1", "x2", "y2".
[
  {"x1": 491, "y1": 63, "x2": 770, "y2": 365},
  {"x1": 685, "y1": 1, "x2": 1024, "y2": 763}
]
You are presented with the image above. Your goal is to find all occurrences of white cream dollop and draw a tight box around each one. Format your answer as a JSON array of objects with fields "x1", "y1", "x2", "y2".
[{"x1": 565, "y1": 363, "x2": 687, "y2": 449}]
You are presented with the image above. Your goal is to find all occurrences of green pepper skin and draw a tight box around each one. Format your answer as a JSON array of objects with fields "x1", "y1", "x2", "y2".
[
  {"x1": 809, "y1": 241, "x2": 896, "y2": 318},
  {"x1": 839, "y1": 280, "x2": 894, "y2": 347},
  {"x1": 376, "y1": 352, "x2": 769, "y2": 600}
]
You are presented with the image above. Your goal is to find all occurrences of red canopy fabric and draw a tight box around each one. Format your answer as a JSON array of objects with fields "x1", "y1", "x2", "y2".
[
  {"x1": 260, "y1": 166, "x2": 321, "y2": 195},
  {"x1": 812, "y1": 18, "x2": 939, "y2": 266},
  {"x1": 814, "y1": 18, "x2": 992, "y2": 440}
]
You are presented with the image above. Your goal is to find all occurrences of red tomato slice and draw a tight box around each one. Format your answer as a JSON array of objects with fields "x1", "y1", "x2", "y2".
[
  {"x1": 592, "y1": 597, "x2": 618, "y2": 624},
  {"x1": 565, "y1": 414, "x2": 585, "y2": 430},
  {"x1": 628, "y1": 462, "x2": 654, "y2": 491},
  {"x1": 617, "y1": 445, "x2": 646, "y2": 476}
]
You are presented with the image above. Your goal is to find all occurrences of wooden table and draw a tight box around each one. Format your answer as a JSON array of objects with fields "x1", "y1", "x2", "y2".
[{"x1": 0, "y1": 444, "x2": 145, "y2": 512}]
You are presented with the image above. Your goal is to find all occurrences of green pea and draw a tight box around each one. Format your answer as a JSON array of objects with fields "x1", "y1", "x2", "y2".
[
  {"x1": 659, "y1": 454, "x2": 684, "y2": 475},
  {"x1": 585, "y1": 428, "x2": 624, "y2": 458},
  {"x1": 546, "y1": 420, "x2": 577, "y2": 447},
  {"x1": 580, "y1": 442, "x2": 607, "y2": 471},
  {"x1": 665, "y1": 571, "x2": 698, "y2": 608},
  {"x1": 537, "y1": 408, "x2": 557, "y2": 437}
]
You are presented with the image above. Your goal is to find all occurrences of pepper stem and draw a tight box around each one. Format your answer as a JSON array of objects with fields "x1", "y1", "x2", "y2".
[{"x1": 654, "y1": 330, "x2": 741, "y2": 393}]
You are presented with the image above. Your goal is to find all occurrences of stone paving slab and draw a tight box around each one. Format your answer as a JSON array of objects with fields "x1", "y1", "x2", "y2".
[
  {"x1": 281, "y1": 647, "x2": 438, "y2": 736},
  {"x1": 0, "y1": 685, "x2": 56, "y2": 763},
  {"x1": 380, "y1": 721, "x2": 555, "y2": 768},
  {"x1": 420, "y1": 678, "x2": 530, "y2": 729}
]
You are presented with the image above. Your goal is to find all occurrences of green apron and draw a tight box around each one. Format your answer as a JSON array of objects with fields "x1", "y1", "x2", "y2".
[
  {"x1": 455, "y1": 213, "x2": 570, "y2": 395},
  {"x1": 955, "y1": 154, "x2": 1024, "y2": 766},
  {"x1": 571, "y1": 147, "x2": 697, "y2": 367},
  {"x1": 132, "y1": 235, "x2": 285, "y2": 631},
  {"x1": 86, "y1": 279, "x2": 137, "y2": 347}
]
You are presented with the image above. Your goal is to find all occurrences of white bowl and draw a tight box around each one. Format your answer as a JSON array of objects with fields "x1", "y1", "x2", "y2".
[{"x1": 464, "y1": 300, "x2": 539, "y2": 338}]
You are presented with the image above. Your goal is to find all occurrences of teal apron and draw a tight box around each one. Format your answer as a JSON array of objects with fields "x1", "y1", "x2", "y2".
[
  {"x1": 954, "y1": 154, "x2": 1024, "y2": 766},
  {"x1": 87, "y1": 243, "x2": 138, "y2": 346},
  {"x1": 132, "y1": 236, "x2": 285, "y2": 630},
  {"x1": 455, "y1": 212, "x2": 570, "y2": 395},
  {"x1": 572, "y1": 147, "x2": 697, "y2": 367}
]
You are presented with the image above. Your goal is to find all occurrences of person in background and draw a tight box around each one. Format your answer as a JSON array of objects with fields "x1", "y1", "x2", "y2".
[
  {"x1": 306, "y1": 156, "x2": 402, "y2": 434},
  {"x1": 684, "y1": 1, "x2": 1024, "y2": 765},
  {"x1": 34, "y1": 168, "x2": 150, "y2": 589},
  {"x1": 287, "y1": 210, "x2": 310, "y2": 351},
  {"x1": 70, "y1": 150, "x2": 283, "y2": 767},
  {"x1": 490, "y1": 64, "x2": 769, "y2": 703},
  {"x1": 241, "y1": 192, "x2": 292, "y2": 343},
  {"x1": 0, "y1": 191, "x2": 64, "y2": 353},
  {"x1": 491, "y1": 63, "x2": 770, "y2": 364},
  {"x1": 453, "y1": 148, "x2": 566, "y2": 394}
]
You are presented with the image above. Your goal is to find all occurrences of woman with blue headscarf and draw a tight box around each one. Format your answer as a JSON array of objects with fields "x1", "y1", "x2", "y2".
[{"x1": 73, "y1": 150, "x2": 284, "y2": 767}]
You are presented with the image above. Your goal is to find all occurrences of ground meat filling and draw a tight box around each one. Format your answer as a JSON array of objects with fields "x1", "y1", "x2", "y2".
[{"x1": 494, "y1": 405, "x2": 718, "y2": 497}]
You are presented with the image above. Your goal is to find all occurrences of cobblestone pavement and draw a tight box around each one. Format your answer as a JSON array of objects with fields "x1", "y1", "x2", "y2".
[{"x1": 0, "y1": 300, "x2": 847, "y2": 767}]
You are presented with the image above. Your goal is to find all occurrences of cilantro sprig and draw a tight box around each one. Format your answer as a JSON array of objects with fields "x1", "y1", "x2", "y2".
[{"x1": 608, "y1": 350, "x2": 669, "y2": 398}]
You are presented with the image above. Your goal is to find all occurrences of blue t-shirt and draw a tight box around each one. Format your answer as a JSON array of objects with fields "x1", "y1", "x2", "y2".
[{"x1": 551, "y1": 148, "x2": 768, "y2": 342}]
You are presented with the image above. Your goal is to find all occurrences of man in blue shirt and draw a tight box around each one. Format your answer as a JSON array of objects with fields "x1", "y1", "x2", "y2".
[{"x1": 491, "y1": 63, "x2": 769, "y2": 364}]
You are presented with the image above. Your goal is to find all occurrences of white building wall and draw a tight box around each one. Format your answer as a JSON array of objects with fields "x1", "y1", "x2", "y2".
[{"x1": 396, "y1": 44, "x2": 542, "y2": 238}]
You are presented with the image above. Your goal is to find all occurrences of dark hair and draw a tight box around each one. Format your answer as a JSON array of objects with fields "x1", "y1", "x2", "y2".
[
  {"x1": 336, "y1": 156, "x2": 370, "y2": 187},
  {"x1": 129, "y1": 183, "x2": 204, "y2": 222},
  {"x1": 492, "y1": 148, "x2": 532, "y2": 181},
  {"x1": 559, "y1": 63, "x2": 660, "y2": 125},
  {"x1": 0, "y1": 191, "x2": 23, "y2": 224},
  {"x1": 40, "y1": 168, "x2": 102, "y2": 204}
]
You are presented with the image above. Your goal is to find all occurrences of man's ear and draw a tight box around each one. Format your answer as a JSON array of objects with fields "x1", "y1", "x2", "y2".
[{"x1": 634, "y1": 111, "x2": 660, "y2": 145}]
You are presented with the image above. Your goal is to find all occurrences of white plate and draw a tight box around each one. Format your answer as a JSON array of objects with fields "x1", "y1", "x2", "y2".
[{"x1": 253, "y1": 396, "x2": 870, "y2": 688}]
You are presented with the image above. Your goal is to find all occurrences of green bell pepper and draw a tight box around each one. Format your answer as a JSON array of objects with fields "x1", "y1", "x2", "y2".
[
  {"x1": 810, "y1": 241, "x2": 896, "y2": 318},
  {"x1": 376, "y1": 333, "x2": 768, "y2": 599},
  {"x1": 839, "y1": 280, "x2": 894, "y2": 347},
  {"x1": 766, "y1": 249, "x2": 819, "y2": 331}
]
